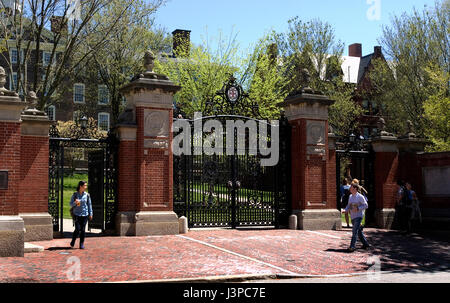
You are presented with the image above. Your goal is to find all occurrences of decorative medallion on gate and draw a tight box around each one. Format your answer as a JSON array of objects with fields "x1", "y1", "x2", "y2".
[{"x1": 205, "y1": 74, "x2": 259, "y2": 117}]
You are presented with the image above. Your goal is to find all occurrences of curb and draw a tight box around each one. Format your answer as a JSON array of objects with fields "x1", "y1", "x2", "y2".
[
  {"x1": 106, "y1": 271, "x2": 397, "y2": 283},
  {"x1": 24, "y1": 242, "x2": 44, "y2": 253}
]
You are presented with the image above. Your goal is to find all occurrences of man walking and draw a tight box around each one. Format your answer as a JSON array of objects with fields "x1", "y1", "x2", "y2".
[{"x1": 344, "y1": 183, "x2": 371, "y2": 252}]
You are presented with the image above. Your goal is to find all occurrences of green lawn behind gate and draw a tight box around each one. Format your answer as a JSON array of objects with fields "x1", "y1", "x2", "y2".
[{"x1": 61, "y1": 174, "x2": 88, "y2": 219}]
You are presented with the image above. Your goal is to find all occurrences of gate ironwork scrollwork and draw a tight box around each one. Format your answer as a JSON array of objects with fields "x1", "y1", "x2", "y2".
[{"x1": 48, "y1": 124, "x2": 118, "y2": 233}]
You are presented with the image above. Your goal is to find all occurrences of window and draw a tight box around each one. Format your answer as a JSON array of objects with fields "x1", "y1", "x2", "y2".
[
  {"x1": 10, "y1": 72, "x2": 18, "y2": 90},
  {"x1": 98, "y1": 112, "x2": 110, "y2": 132},
  {"x1": 363, "y1": 127, "x2": 370, "y2": 139},
  {"x1": 98, "y1": 85, "x2": 109, "y2": 105},
  {"x1": 10, "y1": 49, "x2": 18, "y2": 64},
  {"x1": 46, "y1": 105, "x2": 56, "y2": 121},
  {"x1": 73, "y1": 83, "x2": 85, "y2": 103},
  {"x1": 43, "y1": 52, "x2": 52, "y2": 66}
]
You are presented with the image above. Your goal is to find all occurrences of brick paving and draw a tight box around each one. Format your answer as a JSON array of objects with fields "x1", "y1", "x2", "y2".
[{"x1": 0, "y1": 228, "x2": 449, "y2": 283}]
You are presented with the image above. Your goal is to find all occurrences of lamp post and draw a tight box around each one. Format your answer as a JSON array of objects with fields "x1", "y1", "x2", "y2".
[{"x1": 80, "y1": 116, "x2": 88, "y2": 130}]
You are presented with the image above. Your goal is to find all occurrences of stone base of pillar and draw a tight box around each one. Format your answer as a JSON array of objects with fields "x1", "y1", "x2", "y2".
[
  {"x1": 20, "y1": 213, "x2": 53, "y2": 242},
  {"x1": 375, "y1": 208, "x2": 396, "y2": 229},
  {"x1": 296, "y1": 209, "x2": 342, "y2": 230},
  {"x1": 0, "y1": 216, "x2": 25, "y2": 257},
  {"x1": 116, "y1": 211, "x2": 180, "y2": 236}
]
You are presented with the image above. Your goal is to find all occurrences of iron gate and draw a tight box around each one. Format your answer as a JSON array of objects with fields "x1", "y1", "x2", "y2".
[
  {"x1": 173, "y1": 115, "x2": 291, "y2": 228},
  {"x1": 48, "y1": 125, "x2": 118, "y2": 233}
]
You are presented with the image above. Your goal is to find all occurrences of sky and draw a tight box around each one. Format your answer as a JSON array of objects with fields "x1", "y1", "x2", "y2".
[{"x1": 154, "y1": 0, "x2": 436, "y2": 57}]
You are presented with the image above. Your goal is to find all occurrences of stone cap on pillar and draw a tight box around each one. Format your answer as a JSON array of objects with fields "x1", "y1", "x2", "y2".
[
  {"x1": 0, "y1": 66, "x2": 26, "y2": 122},
  {"x1": 21, "y1": 91, "x2": 52, "y2": 136},
  {"x1": 119, "y1": 50, "x2": 181, "y2": 110}
]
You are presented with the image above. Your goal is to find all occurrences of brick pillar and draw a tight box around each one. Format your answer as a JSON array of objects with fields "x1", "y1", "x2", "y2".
[
  {"x1": 372, "y1": 136, "x2": 400, "y2": 229},
  {"x1": 19, "y1": 92, "x2": 53, "y2": 241},
  {"x1": 0, "y1": 66, "x2": 26, "y2": 257},
  {"x1": 115, "y1": 51, "x2": 181, "y2": 236},
  {"x1": 279, "y1": 87, "x2": 341, "y2": 230}
]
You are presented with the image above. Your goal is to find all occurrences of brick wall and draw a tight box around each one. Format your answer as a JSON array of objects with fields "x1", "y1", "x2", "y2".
[
  {"x1": 327, "y1": 148, "x2": 337, "y2": 209},
  {"x1": 400, "y1": 152, "x2": 450, "y2": 212},
  {"x1": 18, "y1": 136, "x2": 49, "y2": 213},
  {"x1": 374, "y1": 151, "x2": 399, "y2": 209},
  {"x1": 0, "y1": 122, "x2": 21, "y2": 215},
  {"x1": 117, "y1": 140, "x2": 138, "y2": 212},
  {"x1": 290, "y1": 119, "x2": 335, "y2": 210}
]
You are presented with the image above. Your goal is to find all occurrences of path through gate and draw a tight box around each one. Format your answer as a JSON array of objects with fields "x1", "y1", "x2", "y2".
[{"x1": 48, "y1": 125, "x2": 118, "y2": 233}]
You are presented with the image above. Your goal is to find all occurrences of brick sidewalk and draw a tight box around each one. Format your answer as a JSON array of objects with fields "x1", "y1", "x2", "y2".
[{"x1": 0, "y1": 228, "x2": 449, "y2": 283}]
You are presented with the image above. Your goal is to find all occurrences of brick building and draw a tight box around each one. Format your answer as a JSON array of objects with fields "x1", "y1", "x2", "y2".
[
  {"x1": 0, "y1": 15, "x2": 113, "y2": 133},
  {"x1": 341, "y1": 43, "x2": 387, "y2": 139}
]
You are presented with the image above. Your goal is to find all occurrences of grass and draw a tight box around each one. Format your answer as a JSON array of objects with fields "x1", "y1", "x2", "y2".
[
  {"x1": 341, "y1": 212, "x2": 366, "y2": 226},
  {"x1": 61, "y1": 174, "x2": 88, "y2": 219}
]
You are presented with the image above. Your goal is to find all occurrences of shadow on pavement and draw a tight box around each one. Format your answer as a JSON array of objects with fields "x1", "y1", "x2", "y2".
[
  {"x1": 47, "y1": 247, "x2": 73, "y2": 251},
  {"x1": 338, "y1": 229, "x2": 450, "y2": 274}
]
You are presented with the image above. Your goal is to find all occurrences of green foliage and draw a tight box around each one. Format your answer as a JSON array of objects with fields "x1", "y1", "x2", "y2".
[
  {"x1": 423, "y1": 65, "x2": 450, "y2": 152},
  {"x1": 155, "y1": 30, "x2": 241, "y2": 118},
  {"x1": 241, "y1": 36, "x2": 287, "y2": 119},
  {"x1": 56, "y1": 118, "x2": 106, "y2": 139},
  {"x1": 369, "y1": 0, "x2": 449, "y2": 138},
  {"x1": 274, "y1": 17, "x2": 361, "y2": 135},
  {"x1": 79, "y1": 0, "x2": 170, "y2": 124}
]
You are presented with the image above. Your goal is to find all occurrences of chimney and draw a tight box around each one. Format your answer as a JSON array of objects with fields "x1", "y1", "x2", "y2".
[
  {"x1": 172, "y1": 29, "x2": 191, "y2": 58},
  {"x1": 374, "y1": 46, "x2": 382, "y2": 57},
  {"x1": 349, "y1": 43, "x2": 362, "y2": 57}
]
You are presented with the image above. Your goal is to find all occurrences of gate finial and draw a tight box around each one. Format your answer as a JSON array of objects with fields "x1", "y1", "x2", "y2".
[{"x1": 0, "y1": 66, "x2": 19, "y2": 96}]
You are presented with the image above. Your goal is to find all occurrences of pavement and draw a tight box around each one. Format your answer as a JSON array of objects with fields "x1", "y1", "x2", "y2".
[{"x1": 1, "y1": 227, "x2": 450, "y2": 283}]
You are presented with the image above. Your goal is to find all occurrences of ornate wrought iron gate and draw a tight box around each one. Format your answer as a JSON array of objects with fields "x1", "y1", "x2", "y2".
[
  {"x1": 48, "y1": 126, "x2": 118, "y2": 233},
  {"x1": 173, "y1": 115, "x2": 291, "y2": 228}
]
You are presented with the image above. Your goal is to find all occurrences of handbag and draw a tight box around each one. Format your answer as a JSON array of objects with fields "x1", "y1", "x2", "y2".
[{"x1": 70, "y1": 193, "x2": 76, "y2": 220}]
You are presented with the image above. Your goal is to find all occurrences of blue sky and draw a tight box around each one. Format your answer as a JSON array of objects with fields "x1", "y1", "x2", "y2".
[{"x1": 155, "y1": 0, "x2": 435, "y2": 56}]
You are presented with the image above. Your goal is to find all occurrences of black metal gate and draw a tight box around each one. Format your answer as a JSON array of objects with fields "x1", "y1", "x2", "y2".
[
  {"x1": 173, "y1": 115, "x2": 291, "y2": 228},
  {"x1": 48, "y1": 126, "x2": 118, "y2": 233}
]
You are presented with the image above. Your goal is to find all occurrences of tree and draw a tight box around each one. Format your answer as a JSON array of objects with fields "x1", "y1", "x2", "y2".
[
  {"x1": 79, "y1": 0, "x2": 170, "y2": 125},
  {"x1": 155, "y1": 30, "x2": 241, "y2": 118},
  {"x1": 0, "y1": 0, "x2": 166, "y2": 110},
  {"x1": 240, "y1": 36, "x2": 287, "y2": 119},
  {"x1": 369, "y1": 0, "x2": 449, "y2": 139},
  {"x1": 274, "y1": 17, "x2": 362, "y2": 136},
  {"x1": 423, "y1": 64, "x2": 450, "y2": 151}
]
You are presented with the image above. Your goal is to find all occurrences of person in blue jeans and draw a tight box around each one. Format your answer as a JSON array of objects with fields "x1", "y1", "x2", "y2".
[
  {"x1": 344, "y1": 183, "x2": 371, "y2": 252},
  {"x1": 69, "y1": 181, "x2": 93, "y2": 249}
]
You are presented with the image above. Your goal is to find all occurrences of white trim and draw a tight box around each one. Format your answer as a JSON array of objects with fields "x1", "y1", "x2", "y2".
[
  {"x1": 73, "y1": 83, "x2": 85, "y2": 103},
  {"x1": 98, "y1": 112, "x2": 110, "y2": 132},
  {"x1": 42, "y1": 51, "x2": 52, "y2": 67},
  {"x1": 10, "y1": 72, "x2": 17, "y2": 91},
  {"x1": 10, "y1": 48, "x2": 18, "y2": 64},
  {"x1": 46, "y1": 105, "x2": 56, "y2": 121}
]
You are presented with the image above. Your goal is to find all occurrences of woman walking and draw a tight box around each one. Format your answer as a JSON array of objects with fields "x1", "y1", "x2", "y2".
[
  {"x1": 344, "y1": 183, "x2": 371, "y2": 252},
  {"x1": 69, "y1": 181, "x2": 93, "y2": 249}
]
